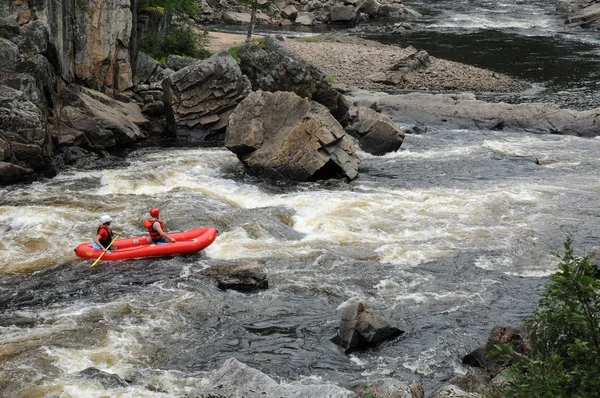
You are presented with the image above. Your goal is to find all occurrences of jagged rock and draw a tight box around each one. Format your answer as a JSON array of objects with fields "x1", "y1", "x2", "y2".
[
  {"x1": 450, "y1": 368, "x2": 490, "y2": 394},
  {"x1": 0, "y1": 85, "x2": 49, "y2": 173},
  {"x1": 166, "y1": 54, "x2": 199, "y2": 71},
  {"x1": 188, "y1": 358, "x2": 356, "y2": 398},
  {"x1": 77, "y1": 367, "x2": 131, "y2": 389},
  {"x1": 335, "y1": 302, "x2": 404, "y2": 354},
  {"x1": 162, "y1": 50, "x2": 252, "y2": 142},
  {"x1": 237, "y1": 36, "x2": 349, "y2": 120},
  {"x1": 200, "y1": 261, "x2": 268, "y2": 292},
  {"x1": 226, "y1": 90, "x2": 359, "y2": 181},
  {"x1": 358, "y1": 0, "x2": 381, "y2": 17},
  {"x1": 346, "y1": 106, "x2": 404, "y2": 155},
  {"x1": 0, "y1": 38, "x2": 20, "y2": 79},
  {"x1": 135, "y1": 52, "x2": 159, "y2": 85},
  {"x1": 330, "y1": 5, "x2": 357, "y2": 22},
  {"x1": 347, "y1": 378, "x2": 425, "y2": 398},
  {"x1": 59, "y1": 86, "x2": 147, "y2": 149},
  {"x1": 346, "y1": 90, "x2": 600, "y2": 137},
  {"x1": 368, "y1": 50, "x2": 430, "y2": 85},
  {"x1": 295, "y1": 11, "x2": 315, "y2": 25},
  {"x1": 12, "y1": 20, "x2": 49, "y2": 55},
  {"x1": 434, "y1": 385, "x2": 481, "y2": 398},
  {"x1": 281, "y1": 5, "x2": 299, "y2": 19},
  {"x1": 0, "y1": 18, "x2": 20, "y2": 37}
]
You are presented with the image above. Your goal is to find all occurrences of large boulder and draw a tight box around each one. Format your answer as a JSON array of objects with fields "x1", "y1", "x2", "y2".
[
  {"x1": 237, "y1": 36, "x2": 349, "y2": 120},
  {"x1": 335, "y1": 302, "x2": 404, "y2": 354},
  {"x1": 162, "y1": 51, "x2": 252, "y2": 142},
  {"x1": 0, "y1": 161, "x2": 34, "y2": 185},
  {"x1": 565, "y1": 2, "x2": 600, "y2": 29},
  {"x1": 166, "y1": 54, "x2": 199, "y2": 71},
  {"x1": 189, "y1": 358, "x2": 356, "y2": 398},
  {"x1": 295, "y1": 11, "x2": 315, "y2": 25},
  {"x1": 226, "y1": 90, "x2": 359, "y2": 182},
  {"x1": 346, "y1": 106, "x2": 405, "y2": 155},
  {"x1": 58, "y1": 86, "x2": 147, "y2": 149},
  {"x1": 134, "y1": 52, "x2": 159, "y2": 86},
  {"x1": 330, "y1": 5, "x2": 357, "y2": 23}
]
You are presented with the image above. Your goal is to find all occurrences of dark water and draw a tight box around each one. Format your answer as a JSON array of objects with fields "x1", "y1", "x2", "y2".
[{"x1": 1, "y1": 1, "x2": 600, "y2": 397}]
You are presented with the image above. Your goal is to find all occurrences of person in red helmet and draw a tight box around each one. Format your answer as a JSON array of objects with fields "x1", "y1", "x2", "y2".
[
  {"x1": 144, "y1": 208, "x2": 176, "y2": 244},
  {"x1": 93, "y1": 215, "x2": 119, "y2": 250}
]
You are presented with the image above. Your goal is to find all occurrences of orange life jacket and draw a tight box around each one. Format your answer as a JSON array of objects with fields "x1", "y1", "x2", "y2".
[{"x1": 144, "y1": 219, "x2": 165, "y2": 241}]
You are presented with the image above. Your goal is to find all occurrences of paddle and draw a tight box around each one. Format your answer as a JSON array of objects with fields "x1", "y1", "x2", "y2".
[{"x1": 90, "y1": 233, "x2": 121, "y2": 268}]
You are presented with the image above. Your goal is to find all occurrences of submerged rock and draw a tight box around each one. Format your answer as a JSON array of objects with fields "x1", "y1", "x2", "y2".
[
  {"x1": 334, "y1": 302, "x2": 404, "y2": 354},
  {"x1": 201, "y1": 261, "x2": 268, "y2": 292},
  {"x1": 346, "y1": 106, "x2": 405, "y2": 155},
  {"x1": 226, "y1": 90, "x2": 359, "y2": 182},
  {"x1": 77, "y1": 367, "x2": 131, "y2": 389}
]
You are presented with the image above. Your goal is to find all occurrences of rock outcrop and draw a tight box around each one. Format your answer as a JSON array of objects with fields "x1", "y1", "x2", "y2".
[
  {"x1": 162, "y1": 50, "x2": 252, "y2": 142},
  {"x1": 367, "y1": 48, "x2": 431, "y2": 85},
  {"x1": 346, "y1": 106, "x2": 405, "y2": 155},
  {"x1": 334, "y1": 302, "x2": 404, "y2": 354},
  {"x1": 225, "y1": 90, "x2": 359, "y2": 182},
  {"x1": 347, "y1": 90, "x2": 600, "y2": 137},
  {"x1": 347, "y1": 378, "x2": 425, "y2": 398},
  {"x1": 564, "y1": 0, "x2": 600, "y2": 30},
  {"x1": 237, "y1": 36, "x2": 350, "y2": 121}
]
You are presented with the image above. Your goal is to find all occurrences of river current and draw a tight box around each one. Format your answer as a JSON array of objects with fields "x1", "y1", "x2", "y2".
[{"x1": 1, "y1": 1, "x2": 600, "y2": 397}]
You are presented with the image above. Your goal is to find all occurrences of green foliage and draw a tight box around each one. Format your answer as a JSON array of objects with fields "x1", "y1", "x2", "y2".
[
  {"x1": 488, "y1": 237, "x2": 600, "y2": 398},
  {"x1": 0, "y1": 28, "x2": 8, "y2": 39},
  {"x1": 229, "y1": 46, "x2": 241, "y2": 62},
  {"x1": 139, "y1": 0, "x2": 197, "y2": 15},
  {"x1": 326, "y1": 75, "x2": 335, "y2": 85},
  {"x1": 139, "y1": 25, "x2": 210, "y2": 60}
]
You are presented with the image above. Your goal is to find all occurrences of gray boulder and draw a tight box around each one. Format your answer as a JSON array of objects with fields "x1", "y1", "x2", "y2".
[
  {"x1": 59, "y1": 86, "x2": 147, "y2": 149},
  {"x1": 226, "y1": 90, "x2": 359, "y2": 182},
  {"x1": 237, "y1": 36, "x2": 349, "y2": 120},
  {"x1": 200, "y1": 261, "x2": 268, "y2": 292},
  {"x1": 346, "y1": 90, "x2": 600, "y2": 137},
  {"x1": 0, "y1": 161, "x2": 34, "y2": 185},
  {"x1": 189, "y1": 358, "x2": 356, "y2": 398},
  {"x1": 162, "y1": 50, "x2": 252, "y2": 142},
  {"x1": 77, "y1": 367, "x2": 131, "y2": 389},
  {"x1": 346, "y1": 106, "x2": 405, "y2": 155},
  {"x1": 335, "y1": 302, "x2": 404, "y2": 354},
  {"x1": 368, "y1": 49, "x2": 430, "y2": 85},
  {"x1": 295, "y1": 11, "x2": 315, "y2": 25},
  {"x1": 0, "y1": 38, "x2": 20, "y2": 80},
  {"x1": 12, "y1": 20, "x2": 49, "y2": 55},
  {"x1": 565, "y1": 2, "x2": 600, "y2": 29},
  {"x1": 281, "y1": 5, "x2": 299, "y2": 19},
  {"x1": 166, "y1": 54, "x2": 198, "y2": 71},
  {"x1": 330, "y1": 5, "x2": 357, "y2": 22},
  {"x1": 134, "y1": 52, "x2": 159, "y2": 85}
]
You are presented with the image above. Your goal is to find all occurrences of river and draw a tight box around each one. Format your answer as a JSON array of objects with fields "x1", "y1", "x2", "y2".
[{"x1": 1, "y1": 0, "x2": 600, "y2": 397}]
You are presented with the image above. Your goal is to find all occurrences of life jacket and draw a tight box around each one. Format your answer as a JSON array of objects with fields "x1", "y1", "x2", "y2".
[
  {"x1": 97, "y1": 224, "x2": 113, "y2": 246},
  {"x1": 144, "y1": 219, "x2": 165, "y2": 241}
]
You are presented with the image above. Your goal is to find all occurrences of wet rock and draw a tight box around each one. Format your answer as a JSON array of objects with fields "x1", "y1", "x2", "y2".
[
  {"x1": 162, "y1": 50, "x2": 251, "y2": 142},
  {"x1": 226, "y1": 90, "x2": 359, "y2": 182},
  {"x1": 201, "y1": 261, "x2": 268, "y2": 292},
  {"x1": 77, "y1": 367, "x2": 131, "y2": 389},
  {"x1": 166, "y1": 54, "x2": 198, "y2": 71},
  {"x1": 449, "y1": 368, "x2": 490, "y2": 394},
  {"x1": 134, "y1": 52, "x2": 159, "y2": 85},
  {"x1": 565, "y1": 2, "x2": 600, "y2": 29},
  {"x1": 189, "y1": 358, "x2": 356, "y2": 397},
  {"x1": 434, "y1": 385, "x2": 481, "y2": 398},
  {"x1": 237, "y1": 36, "x2": 349, "y2": 120},
  {"x1": 142, "y1": 101, "x2": 165, "y2": 117},
  {"x1": 346, "y1": 106, "x2": 404, "y2": 155},
  {"x1": 0, "y1": 161, "x2": 34, "y2": 185},
  {"x1": 347, "y1": 378, "x2": 424, "y2": 398},
  {"x1": 346, "y1": 90, "x2": 600, "y2": 137},
  {"x1": 334, "y1": 302, "x2": 404, "y2": 354}
]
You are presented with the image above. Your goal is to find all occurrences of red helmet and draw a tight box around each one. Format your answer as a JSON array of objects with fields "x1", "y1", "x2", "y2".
[{"x1": 149, "y1": 208, "x2": 160, "y2": 217}]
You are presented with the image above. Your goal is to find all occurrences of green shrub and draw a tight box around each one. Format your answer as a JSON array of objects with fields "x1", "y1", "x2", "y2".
[
  {"x1": 229, "y1": 46, "x2": 241, "y2": 62},
  {"x1": 139, "y1": 26, "x2": 209, "y2": 61},
  {"x1": 488, "y1": 237, "x2": 600, "y2": 398},
  {"x1": 0, "y1": 28, "x2": 8, "y2": 39},
  {"x1": 139, "y1": 0, "x2": 197, "y2": 15}
]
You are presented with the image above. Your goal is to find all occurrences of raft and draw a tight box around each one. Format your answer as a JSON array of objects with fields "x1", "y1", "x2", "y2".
[{"x1": 74, "y1": 227, "x2": 218, "y2": 261}]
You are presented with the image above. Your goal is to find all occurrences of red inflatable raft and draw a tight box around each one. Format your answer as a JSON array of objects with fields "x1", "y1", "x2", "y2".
[{"x1": 74, "y1": 227, "x2": 218, "y2": 261}]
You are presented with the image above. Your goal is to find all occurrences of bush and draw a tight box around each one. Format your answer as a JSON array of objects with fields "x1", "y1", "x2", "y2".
[
  {"x1": 139, "y1": 25, "x2": 209, "y2": 61},
  {"x1": 488, "y1": 237, "x2": 600, "y2": 398}
]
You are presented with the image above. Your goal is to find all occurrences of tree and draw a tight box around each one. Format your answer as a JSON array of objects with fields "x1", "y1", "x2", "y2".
[{"x1": 489, "y1": 237, "x2": 600, "y2": 398}]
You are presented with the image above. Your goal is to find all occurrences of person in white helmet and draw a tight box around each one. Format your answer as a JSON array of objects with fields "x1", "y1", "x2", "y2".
[{"x1": 93, "y1": 215, "x2": 119, "y2": 250}]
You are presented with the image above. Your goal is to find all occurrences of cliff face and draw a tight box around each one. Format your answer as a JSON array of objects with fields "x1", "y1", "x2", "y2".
[
  {"x1": 0, "y1": 0, "x2": 145, "y2": 185},
  {"x1": 11, "y1": 0, "x2": 134, "y2": 93}
]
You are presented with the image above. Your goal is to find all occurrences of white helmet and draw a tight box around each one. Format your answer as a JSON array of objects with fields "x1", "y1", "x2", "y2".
[{"x1": 100, "y1": 215, "x2": 112, "y2": 224}]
